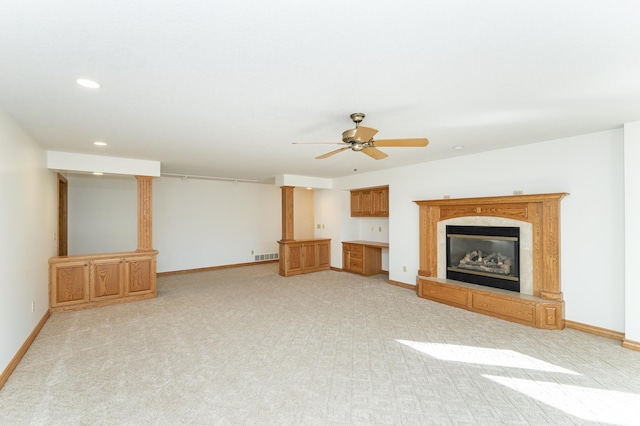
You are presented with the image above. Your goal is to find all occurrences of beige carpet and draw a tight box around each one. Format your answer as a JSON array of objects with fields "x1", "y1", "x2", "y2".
[{"x1": 1, "y1": 263, "x2": 639, "y2": 425}]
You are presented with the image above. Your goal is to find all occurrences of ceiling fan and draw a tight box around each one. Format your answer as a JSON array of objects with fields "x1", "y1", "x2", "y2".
[{"x1": 294, "y1": 113, "x2": 429, "y2": 160}]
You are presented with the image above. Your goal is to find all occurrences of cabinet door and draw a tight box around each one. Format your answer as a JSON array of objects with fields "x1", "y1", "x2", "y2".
[
  {"x1": 285, "y1": 244, "x2": 303, "y2": 273},
  {"x1": 90, "y1": 259, "x2": 124, "y2": 301},
  {"x1": 342, "y1": 244, "x2": 351, "y2": 271},
  {"x1": 360, "y1": 190, "x2": 372, "y2": 215},
  {"x1": 350, "y1": 191, "x2": 362, "y2": 216},
  {"x1": 51, "y1": 261, "x2": 89, "y2": 307},
  {"x1": 302, "y1": 243, "x2": 317, "y2": 270},
  {"x1": 371, "y1": 187, "x2": 389, "y2": 216},
  {"x1": 125, "y1": 256, "x2": 156, "y2": 296},
  {"x1": 317, "y1": 240, "x2": 331, "y2": 268},
  {"x1": 349, "y1": 257, "x2": 364, "y2": 274},
  {"x1": 342, "y1": 248, "x2": 351, "y2": 271}
]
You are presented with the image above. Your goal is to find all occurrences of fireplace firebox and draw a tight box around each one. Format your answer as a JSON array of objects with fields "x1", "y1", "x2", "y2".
[{"x1": 446, "y1": 225, "x2": 520, "y2": 292}]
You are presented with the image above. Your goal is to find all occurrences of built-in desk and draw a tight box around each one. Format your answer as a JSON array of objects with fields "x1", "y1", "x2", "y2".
[{"x1": 342, "y1": 241, "x2": 389, "y2": 276}]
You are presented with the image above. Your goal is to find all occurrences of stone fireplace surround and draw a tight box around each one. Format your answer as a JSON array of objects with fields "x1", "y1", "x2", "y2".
[{"x1": 414, "y1": 193, "x2": 568, "y2": 330}]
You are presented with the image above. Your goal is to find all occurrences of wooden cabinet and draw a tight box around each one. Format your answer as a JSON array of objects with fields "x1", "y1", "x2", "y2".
[
  {"x1": 342, "y1": 241, "x2": 388, "y2": 276},
  {"x1": 49, "y1": 250, "x2": 158, "y2": 312},
  {"x1": 278, "y1": 239, "x2": 331, "y2": 277},
  {"x1": 351, "y1": 186, "x2": 388, "y2": 217}
]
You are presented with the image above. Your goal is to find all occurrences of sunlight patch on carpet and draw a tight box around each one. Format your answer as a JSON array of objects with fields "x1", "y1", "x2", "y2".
[
  {"x1": 396, "y1": 340, "x2": 579, "y2": 374},
  {"x1": 484, "y1": 375, "x2": 640, "y2": 425}
]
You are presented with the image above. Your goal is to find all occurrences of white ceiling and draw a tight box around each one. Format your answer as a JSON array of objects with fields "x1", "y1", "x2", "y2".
[{"x1": 2, "y1": 1, "x2": 640, "y2": 182}]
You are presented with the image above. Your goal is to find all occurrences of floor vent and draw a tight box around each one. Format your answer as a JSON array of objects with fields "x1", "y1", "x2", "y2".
[{"x1": 255, "y1": 253, "x2": 279, "y2": 262}]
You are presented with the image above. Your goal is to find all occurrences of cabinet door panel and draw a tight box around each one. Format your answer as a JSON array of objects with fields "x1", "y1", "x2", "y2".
[
  {"x1": 360, "y1": 190, "x2": 372, "y2": 215},
  {"x1": 51, "y1": 262, "x2": 89, "y2": 307},
  {"x1": 350, "y1": 258, "x2": 363, "y2": 273},
  {"x1": 350, "y1": 192, "x2": 362, "y2": 216},
  {"x1": 286, "y1": 244, "x2": 303, "y2": 272},
  {"x1": 91, "y1": 259, "x2": 124, "y2": 300},
  {"x1": 317, "y1": 241, "x2": 330, "y2": 268},
  {"x1": 371, "y1": 187, "x2": 389, "y2": 216},
  {"x1": 125, "y1": 257, "x2": 155, "y2": 296},
  {"x1": 303, "y1": 244, "x2": 317, "y2": 269}
]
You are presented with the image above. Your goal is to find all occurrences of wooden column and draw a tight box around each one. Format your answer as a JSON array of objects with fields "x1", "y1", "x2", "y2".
[
  {"x1": 136, "y1": 175, "x2": 153, "y2": 251},
  {"x1": 280, "y1": 186, "x2": 294, "y2": 242}
]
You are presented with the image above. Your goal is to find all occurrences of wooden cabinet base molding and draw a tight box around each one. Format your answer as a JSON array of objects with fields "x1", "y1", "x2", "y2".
[
  {"x1": 49, "y1": 250, "x2": 158, "y2": 313},
  {"x1": 417, "y1": 276, "x2": 564, "y2": 330}
]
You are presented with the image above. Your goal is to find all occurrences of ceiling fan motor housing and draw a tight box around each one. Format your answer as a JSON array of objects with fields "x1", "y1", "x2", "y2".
[{"x1": 342, "y1": 128, "x2": 358, "y2": 143}]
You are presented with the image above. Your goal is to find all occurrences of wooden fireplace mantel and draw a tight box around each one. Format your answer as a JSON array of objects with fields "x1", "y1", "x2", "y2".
[{"x1": 414, "y1": 193, "x2": 568, "y2": 329}]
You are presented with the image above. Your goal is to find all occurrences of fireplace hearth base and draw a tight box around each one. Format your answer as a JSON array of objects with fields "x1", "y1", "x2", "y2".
[{"x1": 417, "y1": 277, "x2": 564, "y2": 329}]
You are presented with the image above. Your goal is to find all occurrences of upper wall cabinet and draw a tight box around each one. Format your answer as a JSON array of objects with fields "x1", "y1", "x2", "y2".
[{"x1": 351, "y1": 186, "x2": 389, "y2": 217}]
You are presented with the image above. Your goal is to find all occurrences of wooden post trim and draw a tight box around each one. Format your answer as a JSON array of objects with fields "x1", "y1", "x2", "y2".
[
  {"x1": 281, "y1": 186, "x2": 295, "y2": 242},
  {"x1": 136, "y1": 176, "x2": 153, "y2": 251}
]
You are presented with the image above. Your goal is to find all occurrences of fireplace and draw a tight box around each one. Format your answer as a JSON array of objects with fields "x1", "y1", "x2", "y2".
[
  {"x1": 446, "y1": 225, "x2": 520, "y2": 292},
  {"x1": 415, "y1": 193, "x2": 567, "y2": 330}
]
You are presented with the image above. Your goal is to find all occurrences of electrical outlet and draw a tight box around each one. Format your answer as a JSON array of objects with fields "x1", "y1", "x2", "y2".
[
  {"x1": 251, "y1": 250, "x2": 254, "y2": 255},
  {"x1": 443, "y1": 195, "x2": 450, "y2": 199},
  {"x1": 513, "y1": 190, "x2": 524, "y2": 195},
  {"x1": 403, "y1": 266, "x2": 407, "y2": 272},
  {"x1": 31, "y1": 301, "x2": 35, "y2": 312},
  {"x1": 317, "y1": 224, "x2": 321, "y2": 229},
  {"x1": 378, "y1": 227, "x2": 382, "y2": 232}
]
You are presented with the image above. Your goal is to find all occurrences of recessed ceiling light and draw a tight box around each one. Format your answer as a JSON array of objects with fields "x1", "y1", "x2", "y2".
[
  {"x1": 453, "y1": 145, "x2": 464, "y2": 150},
  {"x1": 93, "y1": 141, "x2": 107, "y2": 146},
  {"x1": 76, "y1": 79, "x2": 101, "y2": 89},
  {"x1": 92, "y1": 172, "x2": 103, "y2": 176}
]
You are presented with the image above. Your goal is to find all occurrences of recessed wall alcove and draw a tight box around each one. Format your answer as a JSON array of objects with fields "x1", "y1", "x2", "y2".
[{"x1": 414, "y1": 193, "x2": 568, "y2": 329}]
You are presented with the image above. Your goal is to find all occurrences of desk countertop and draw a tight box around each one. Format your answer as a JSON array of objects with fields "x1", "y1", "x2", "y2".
[{"x1": 343, "y1": 240, "x2": 389, "y2": 249}]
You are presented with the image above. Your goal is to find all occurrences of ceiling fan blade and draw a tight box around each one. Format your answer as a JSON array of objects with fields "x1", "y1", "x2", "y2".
[
  {"x1": 361, "y1": 147, "x2": 388, "y2": 160},
  {"x1": 353, "y1": 126, "x2": 378, "y2": 143},
  {"x1": 373, "y1": 138, "x2": 429, "y2": 147},
  {"x1": 316, "y1": 146, "x2": 351, "y2": 159},
  {"x1": 292, "y1": 142, "x2": 344, "y2": 145}
]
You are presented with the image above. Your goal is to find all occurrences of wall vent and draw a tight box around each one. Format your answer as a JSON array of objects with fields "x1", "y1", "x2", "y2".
[{"x1": 255, "y1": 253, "x2": 279, "y2": 262}]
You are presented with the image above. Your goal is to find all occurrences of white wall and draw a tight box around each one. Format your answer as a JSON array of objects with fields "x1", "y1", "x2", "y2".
[
  {"x1": 67, "y1": 174, "x2": 137, "y2": 255},
  {"x1": 0, "y1": 111, "x2": 57, "y2": 375},
  {"x1": 294, "y1": 187, "x2": 315, "y2": 240},
  {"x1": 326, "y1": 129, "x2": 626, "y2": 332},
  {"x1": 624, "y1": 121, "x2": 640, "y2": 343},
  {"x1": 313, "y1": 188, "x2": 348, "y2": 267},
  {"x1": 153, "y1": 177, "x2": 281, "y2": 272},
  {"x1": 65, "y1": 175, "x2": 283, "y2": 272}
]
